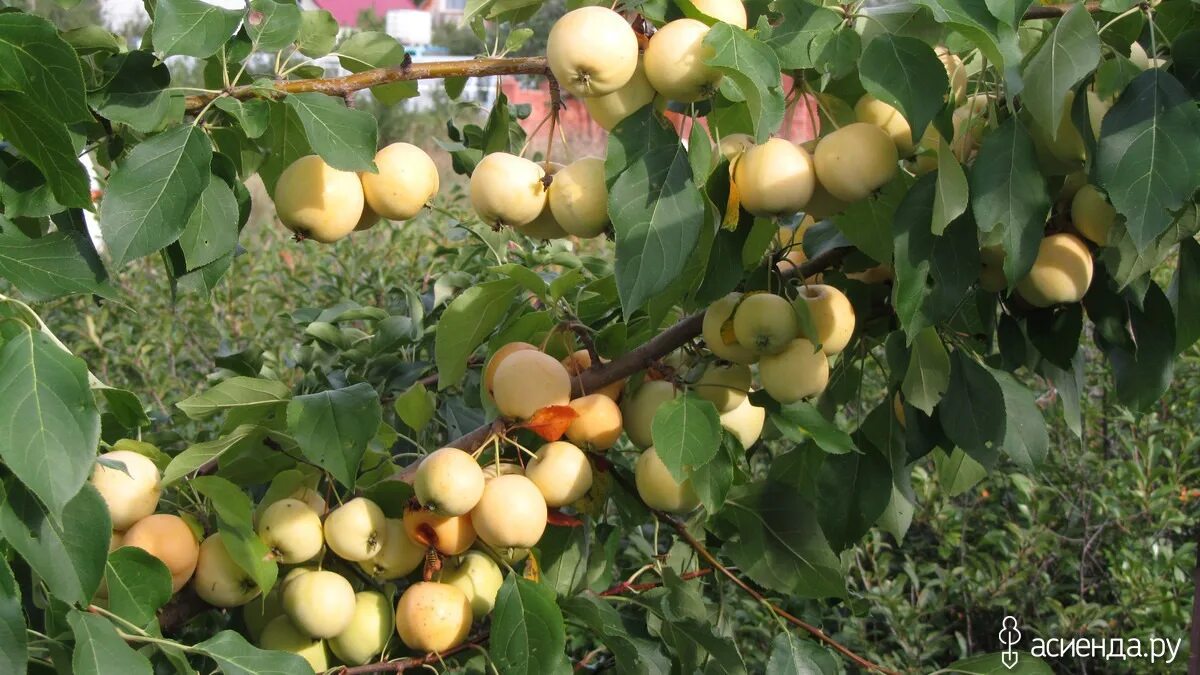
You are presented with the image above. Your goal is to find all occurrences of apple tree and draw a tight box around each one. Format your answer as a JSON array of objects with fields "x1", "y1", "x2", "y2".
[{"x1": 0, "y1": 0, "x2": 1198, "y2": 672}]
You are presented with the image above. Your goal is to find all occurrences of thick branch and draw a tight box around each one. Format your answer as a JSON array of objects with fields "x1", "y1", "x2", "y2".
[{"x1": 184, "y1": 56, "x2": 550, "y2": 112}]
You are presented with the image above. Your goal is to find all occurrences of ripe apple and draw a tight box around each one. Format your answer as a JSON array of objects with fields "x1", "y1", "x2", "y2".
[
  {"x1": 259, "y1": 616, "x2": 328, "y2": 671},
  {"x1": 290, "y1": 486, "x2": 327, "y2": 517},
  {"x1": 979, "y1": 245, "x2": 1008, "y2": 292},
  {"x1": 358, "y1": 518, "x2": 424, "y2": 580},
  {"x1": 395, "y1": 582, "x2": 472, "y2": 653},
  {"x1": 491, "y1": 349, "x2": 572, "y2": 419},
  {"x1": 481, "y1": 462, "x2": 525, "y2": 480},
  {"x1": 323, "y1": 497, "x2": 387, "y2": 562},
  {"x1": 733, "y1": 138, "x2": 816, "y2": 217},
  {"x1": 702, "y1": 293, "x2": 758, "y2": 365},
  {"x1": 123, "y1": 513, "x2": 200, "y2": 592},
  {"x1": 471, "y1": 474, "x2": 548, "y2": 549},
  {"x1": 566, "y1": 394, "x2": 624, "y2": 451},
  {"x1": 813, "y1": 123, "x2": 899, "y2": 202},
  {"x1": 759, "y1": 338, "x2": 830, "y2": 403},
  {"x1": 561, "y1": 349, "x2": 626, "y2": 401},
  {"x1": 274, "y1": 155, "x2": 364, "y2": 243},
  {"x1": 717, "y1": 133, "x2": 755, "y2": 161},
  {"x1": 794, "y1": 284, "x2": 856, "y2": 356},
  {"x1": 256, "y1": 498, "x2": 324, "y2": 565},
  {"x1": 548, "y1": 157, "x2": 609, "y2": 239},
  {"x1": 484, "y1": 342, "x2": 537, "y2": 394},
  {"x1": 693, "y1": 362, "x2": 751, "y2": 413},
  {"x1": 547, "y1": 7, "x2": 639, "y2": 98},
  {"x1": 243, "y1": 587, "x2": 284, "y2": 642},
  {"x1": 470, "y1": 153, "x2": 547, "y2": 228},
  {"x1": 635, "y1": 447, "x2": 700, "y2": 513},
  {"x1": 1030, "y1": 90, "x2": 1108, "y2": 169},
  {"x1": 525, "y1": 441, "x2": 594, "y2": 508},
  {"x1": 516, "y1": 161, "x2": 570, "y2": 240},
  {"x1": 403, "y1": 506, "x2": 477, "y2": 556},
  {"x1": 91, "y1": 450, "x2": 161, "y2": 531},
  {"x1": 644, "y1": 19, "x2": 722, "y2": 102},
  {"x1": 585, "y1": 57, "x2": 656, "y2": 131},
  {"x1": 855, "y1": 95, "x2": 915, "y2": 156},
  {"x1": 691, "y1": 0, "x2": 748, "y2": 27},
  {"x1": 441, "y1": 551, "x2": 504, "y2": 619},
  {"x1": 360, "y1": 142, "x2": 439, "y2": 221},
  {"x1": 1071, "y1": 184, "x2": 1116, "y2": 246},
  {"x1": 719, "y1": 396, "x2": 766, "y2": 449},
  {"x1": 414, "y1": 447, "x2": 485, "y2": 517},
  {"x1": 328, "y1": 591, "x2": 394, "y2": 666},
  {"x1": 733, "y1": 293, "x2": 799, "y2": 356},
  {"x1": 282, "y1": 569, "x2": 356, "y2": 638},
  {"x1": 1015, "y1": 233, "x2": 1094, "y2": 307},
  {"x1": 620, "y1": 379, "x2": 680, "y2": 449},
  {"x1": 193, "y1": 533, "x2": 260, "y2": 608},
  {"x1": 936, "y1": 46, "x2": 968, "y2": 103}
]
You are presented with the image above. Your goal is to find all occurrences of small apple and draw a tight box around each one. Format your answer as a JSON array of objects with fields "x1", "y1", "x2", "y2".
[
  {"x1": 620, "y1": 379, "x2": 680, "y2": 449},
  {"x1": 635, "y1": 447, "x2": 700, "y2": 513},
  {"x1": 1071, "y1": 184, "x2": 1116, "y2": 246},
  {"x1": 193, "y1": 533, "x2": 260, "y2": 608},
  {"x1": 91, "y1": 450, "x2": 161, "y2": 531},
  {"x1": 441, "y1": 551, "x2": 504, "y2": 619},
  {"x1": 491, "y1": 349, "x2": 572, "y2": 419},
  {"x1": 813, "y1": 123, "x2": 899, "y2": 202},
  {"x1": 358, "y1": 518, "x2": 425, "y2": 581},
  {"x1": 403, "y1": 506, "x2": 477, "y2": 556},
  {"x1": 123, "y1": 513, "x2": 200, "y2": 591},
  {"x1": 561, "y1": 349, "x2": 626, "y2": 401},
  {"x1": 360, "y1": 142, "x2": 439, "y2": 221},
  {"x1": 979, "y1": 245, "x2": 1008, "y2": 292},
  {"x1": 693, "y1": 362, "x2": 752, "y2": 413},
  {"x1": 584, "y1": 57, "x2": 656, "y2": 131},
  {"x1": 733, "y1": 293, "x2": 799, "y2": 356},
  {"x1": 471, "y1": 474, "x2": 548, "y2": 550},
  {"x1": 702, "y1": 294, "x2": 758, "y2": 365},
  {"x1": 414, "y1": 447, "x2": 485, "y2": 517},
  {"x1": 1015, "y1": 233, "x2": 1094, "y2": 307},
  {"x1": 257, "y1": 498, "x2": 324, "y2": 565},
  {"x1": 719, "y1": 397, "x2": 766, "y2": 449},
  {"x1": 395, "y1": 582, "x2": 472, "y2": 653},
  {"x1": 484, "y1": 342, "x2": 537, "y2": 394},
  {"x1": 259, "y1": 616, "x2": 328, "y2": 671},
  {"x1": 794, "y1": 284, "x2": 856, "y2": 356},
  {"x1": 548, "y1": 157, "x2": 609, "y2": 239},
  {"x1": 547, "y1": 7, "x2": 639, "y2": 98},
  {"x1": 282, "y1": 569, "x2": 356, "y2": 638},
  {"x1": 691, "y1": 0, "x2": 747, "y2": 27},
  {"x1": 323, "y1": 497, "x2": 387, "y2": 562},
  {"x1": 525, "y1": 441, "x2": 594, "y2": 508},
  {"x1": 855, "y1": 95, "x2": 915, "y2": 156},
  {"x1": 470, "y1": 153, "x2": 547, "y2": 228},
  {"x1": 643, "y1": 19, "x2": 721, "y2": 102},
  {"x1": 566, "y1": 394, "x2": 624, "y2": 451},
  {"x1": 733, "y1": 139, "x2": 816, "y2": 217},
  {"x1": 328, "y1": 591, "x2": 394, "y2": 666},
  {"x1": 758, "y1": 338, "x2": 830, "y2": 403},
  {"x1": 717, "y1": 133, "x2": 755, "y2": 162},
  {"x1": 274, "y1": 155, "x2": 364, "y2": 243}
]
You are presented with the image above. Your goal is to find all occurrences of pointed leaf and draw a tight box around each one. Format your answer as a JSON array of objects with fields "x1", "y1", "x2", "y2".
[
  {"x1": 67, "y1": 611, "x2": 152, "y2": 675},
  {"x1": 286, "y1": 383, "x2": 382, "y2": 488},
  {"x1": 859, "y1": 35, "x2": 948, "y2": 148},
  {"x1": 901, "y1": 327, "x2": 950, "y2": 414},
  {"x1": 191, "y1": 476, "x2": 278, "y2": 594},
  {"x1": 194, "y1": 630, "x2": 316, "y2": 675},
  {"x1": 152, "y1": 0, "x2": 244, "y2": 58},
  {"x1": 1021, "y1": 4, "x2": 1101, "y2": 141},
  {"x1": 284, "y1": 93, "x2": 378, "y2": 172},
  {"x1": 939, "y1": 351, "x2": 1005, "y2": 460},
  {"x1": 932, "y1": 141, "x2": 969, "y2": 235},
  {"x1": 104, "y1": 547, "x2": 174, "y2": 628},
  {"x1": 0, "y1": 231, "x2": 114, "y2": 301},
  {"x1": 0, "y1": 558, "x2": 25, "y2": 675},
  {"x1": 0, "y1": 94, "x2": 91, "y2": 209},
  {"x1": 434, "y1": 278, "x2": 519, "y2": 390},
  {"x1": 990, "y1": 369, "x2": 1048, "y2": 471},
  {"x1": 489, "y1": 575, "x2": 567, "y2": 675},
  {"x1": 0, "y1": 12, "x2": 91, "y2": 123},
  {"x1": 176, "y1": 377, "x2": 290, "y2": 421},
  {"x1": 651, "y1": 394, "x2": 722, "y2": 483}
]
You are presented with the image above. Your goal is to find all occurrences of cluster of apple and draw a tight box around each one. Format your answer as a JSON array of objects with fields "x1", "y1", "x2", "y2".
[{"x1": 273, "y1": 142, "x2": 440, "y2": 243}]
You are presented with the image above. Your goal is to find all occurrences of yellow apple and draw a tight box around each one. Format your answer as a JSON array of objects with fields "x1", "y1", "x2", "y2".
[
  {"x1": 441, "y1": 551, "x2": 504, "y2": 620},
  {"x1": 395, "y1": 582, "x2": 472, "y2": 653},
  {"x1": 471, "y1": 474, "x2": 548, "y2": 549},
  {"x1": 256, "y1": 498, "x2": 324, "y2": 565},
  {"x1": 1015, "y1": 233, "x2": 1094, "y2": 307},
  {"x1": 414, "y1": 447, "x2": 485, "y2": 517},
  {"x1": 123, "y1": 513, "x2": 199, "y2": 592},
  {"x1": 936, "y1": 46, "x2": 968, "y2": 103},
  {"x1": 566, "y1": 394, "x2": 624, "y2": 451},
  {"x1": 91, "y1": 450, "x2": 161, "y2": 531},
  {"x1": 692, "y1": 0, "x2": 747, "y2": 26},
  {"x1": 733, "y1": 138, "x2": 816, "y2": 216},
  {"x1": 702, "y1": 293, "x2": 758, "y2": 365},
  {"x1": 733, "y1": 293, "x2": 799, "y2": 355},
  {"x1": 717, "y1": 133, "x2": 755, "y2": 161},
  {"x1": 548, "y1": 157, "x2": 609, "y2": 239},
  {"x1": 525, "y1": 441, "x2": 593, "y2": 508},
  {"x1": 403, "y1": 507, "x2": 477, "y2": 556},
  {"x1": 1071, "y1": 184, "x2": 1116, "y2": 246},
  {"x1": 813, "y1": 123, "x2": 899, "y2": 202},
  {"x1": 643, "y1": 19, "x2": 721, "y2": 102},
  {"x1": 328, "y1": 591, "x2": 394, "y2": 666},
  {"x1": 492, "y1": 349, "x2": 572, "y2": 419},
  {"x1": 282, "y1": 569, "x2": 356, "y2": 638},
  {"x1": 561, "y1": 349, "x2": 626, "y2": 401},
  {"x1": 759, "y1": 338, "x2": 830, "y2": 403},
  {"x1": 193, "y1": 533, "x2": 260, "y2": 608},
  {"x1": 693, "y1": 362, "x2": 751, "y2": 413},
  {"x1": 979, "y1": 245, "x2": 1008, "y2": 292},
  {"x1": 547, "y1": 7, "x2": 639, "y2": 98},
  {"x1": 635, "y1": 447, "x2": 699, "y2": 513},
  {"x1": 516, "y1": 161, "x2": 570, "y2": 240},
  {"x1": 585, "y1": 57, "x2": 656, "y2": 131},
  {"x1": 719, "y1": 396, "x2": 765, "y2": 449},
  {"x1": 359, "y1": 142, "x2": 439, "y2": 221},
  {"x1": 274, "y1": 155, "x2": 364, "y2": 243},
  {"x1": 323, "y1": 497, "x2": 387, "y2": 562},
  {"x1": 358, "y1": 518, "x2": 425, "y2": 581},
  {"x1": 259, "y1": 616, "x2": 328, "y2": 671},
  {"x1": 855, "y1": 95, "x2": 915, "y2": 156},
  {"x1": 794, "y1": 284, "x2": 855, "y2": 356},
  {"x1": 470, "y1": 153, "x2": 547, "y2": 228},
  {"x1": 481, "y1": 462, "x2": 525, "y2": 480},
  {"x1": 620, "y1": 379, "x2": 680, "y2": 449},
  {"x1": 290, "y1": 486, "x2": 327, "y2": 517},
  {"x1": 484, "y1": 342, "x2": 537, "y2": 394},
  {"x1": 243, "y1": 587, "x2": 284, "y2": 642}
]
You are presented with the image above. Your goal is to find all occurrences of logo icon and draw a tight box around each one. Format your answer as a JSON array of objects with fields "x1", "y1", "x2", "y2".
[{"x1": 999, "y1": 615, "x2": 1022, "y2": 669}]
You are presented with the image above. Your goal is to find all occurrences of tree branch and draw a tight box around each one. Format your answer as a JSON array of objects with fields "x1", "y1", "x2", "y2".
[{"x1": 184, "y1": 56, "x2": 551, "y2": 112}]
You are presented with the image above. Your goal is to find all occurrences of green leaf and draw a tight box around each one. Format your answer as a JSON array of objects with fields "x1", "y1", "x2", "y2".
[
  {"x1": 1099, "y1": 202, "x2": 1200, "y2": 289},
  {"x1": 606, "y1": 108, "x2": 705, "y2": 316},
  {"x1": 813, "y1": 444, "x2": 892, "y2": 550},
  {"x1": 61, "y1": 26, "x2": 125, "y2": 55},
  {"x1": 0, "y1": 328, "x2": 100, "y2": 518},
  {"x1": 99, "y1": 125, "x2": 212, "y2": 267},
  {"x1": 248, "y1": 0, "x2": 301, "y2": 51},
  {"x1": 489, "y1": 575, "x2": 567, "y2": 675},
  {"x1": 1103, "y1": 281, "x2": 1176, "y2": 411},
  {"x1": 560, "y1": 595, "x2": 671, "y2": 674},
  {"x1": 1042, "y1": 351, "x2": 1083, "y2": 438},
  {"x1": 1025, "y1": 303, "x2": 1082, "y2": 369},
  {"x1": 915, "y1": 0, "x2": 1019, "y2": 93},
  {"x1": 286, "y1": 383, "x2": 382, "y2": 488},
  {"x1": 901, "y1": 327, "x2": 950, "y2": 414},
  {"x1": 703, "y1": 24, "x2": 785, "y2": 141},
  {"x1": 104, "y1": 547, "x2": 174, "y2": 628},
  {"x1": 710, "y1": 480, "x2": 845, "y2": 598},
  {"x1": 284, "y1": 93, "x2": 379, "y2": 172},
  {"x1": 858, "y1": 35, "x2": 947, "y2": 149},
  {"x1": 176, "y1": 377, "x2": 291, "y2": 420},
  {"x1": 177, "y1": 175, "x2": 239, "y2": 271},
  {"x1": 194, "y1": 630, "x2": 316, "y2": 675},
  {"x1": 0, "y1": 231, "x2": 114, "y2": 301},
  {"x1": 939, "y1": 351, "x2": 1005, "y2": 460},
  {"x1": 214, "y1": 98, "x2": 270, "y2": 139},
  {"x1": 67, "y1": 610, "x2": 153, "y2": 675},
  {"x1": 990, "y1": 369, "x2": 1048, "y2": 471},
  {"x1": 435, "y1": 278, "x2": 518, "y2": 390},
  {"x1": 969, "y1": 116, "x2": 1050, "y2": 285},
  {"x1": 0, "y1": 12, "x2": 91, "y2": 124},
  {"x1": 832, "y1": 174, "x2": 908, "y2": 265},
  {"x1": 0, "y1": 558, "x2": 26, "y2": 675},
  {"x1": 296, "y1": 9, "x2": 338, "y2": 57},
  {"x1": 1169, "y1": 237, "x2": 1200, "y2": 353},
  {"x1": 945, "y1": 652, "x2": 1053, "y2": 674},
  {"x1": 0, "y1": 480, "x2": 110, "y2": 605},
  {"x1": 394, "y1": 382, "x2": 435, "y2": 432},
  {"x1": 934, "y1": 447, "x2": 987, "y2": 496},
  {"x1": 772, "y1": 403, "x2": 857, "y2": 455},
  {"x1": 1020, "y1": 4, "x2": 1101, "y2": 142},
  {"x1": 0, "y1": 94, "x2": 91, "y2": 209},
  {"x1": 535, "y1": 525, "x2": 587, "y2": 597},
  {"x1": 765, "y1": 632, "x2": 838, "y2": 675},
  {"x1": 932, "y1": 141, "x2": 969, "y2": 235},
  {"x1": 151, "y1": 0, "x2": 244, "y2": 58},
  {"x1": 337, "y1": 32, "x2": 419, "y2": 104},
  {"x1": 651, "y1": 394, "x2": 722, "y2": 483},
  {"x1": 191, "y1": 476, "x2": 278, "y2": 595},
  {"x1": 810, "y1": 26, "x2": 861, "y2": 80},
  {"x1": 257, "y1": 101, "x2": 312, "y2": 195},
  {"x1": 89, "y1": 51, "x2": 174, "y2": 133},
  {"x1": 763, "y1": 0, "x2": 842, "y2": 70},
  {"x1": 1093, "y1": 69, "x2": 1200, "y2": 250}
]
